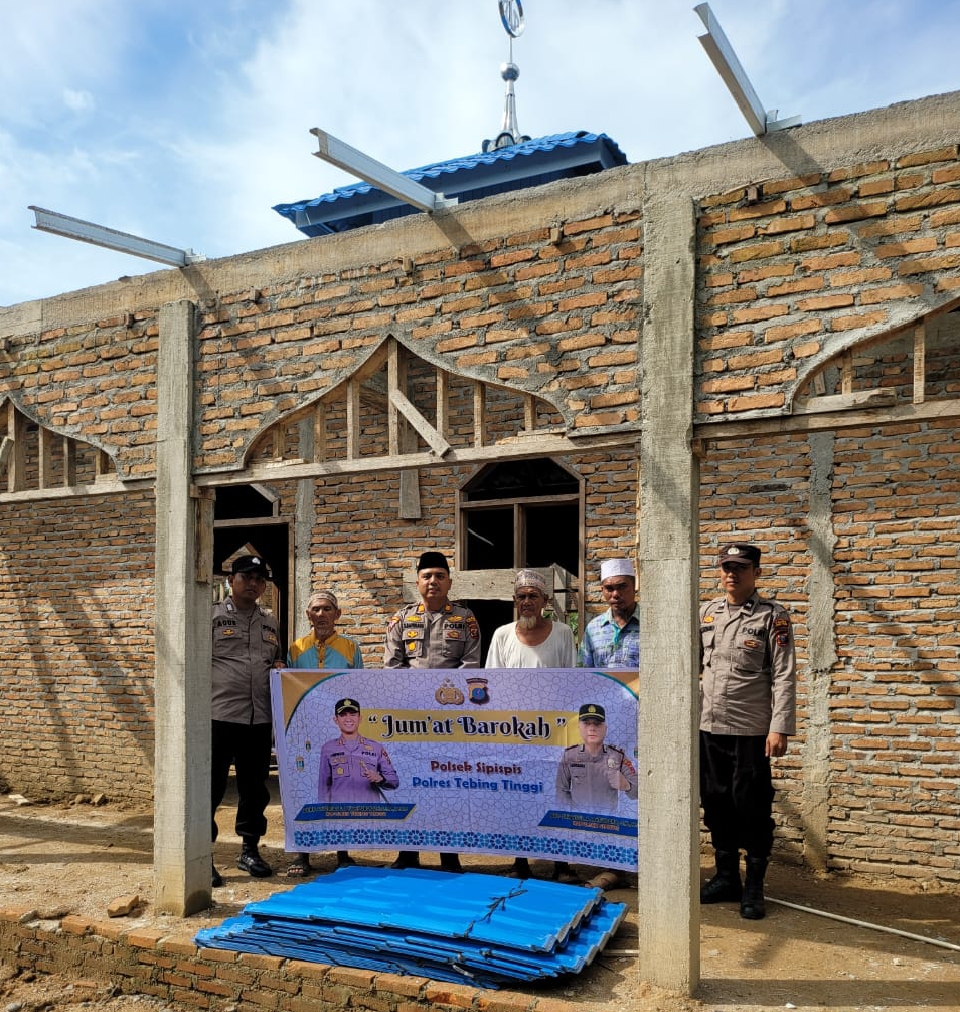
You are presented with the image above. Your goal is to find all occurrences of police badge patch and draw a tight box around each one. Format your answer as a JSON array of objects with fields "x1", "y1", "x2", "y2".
[{"x1": 466, "y1": 676, "x2": 490, "y2": 705}]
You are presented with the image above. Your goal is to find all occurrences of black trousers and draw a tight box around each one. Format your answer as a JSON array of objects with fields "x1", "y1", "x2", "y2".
[
  {"x1": 699, "y1": 731, "x2": 775, "y2": 860},
  {"x1": 211, "y1": 720, "x2": 272, "y2": 844}
]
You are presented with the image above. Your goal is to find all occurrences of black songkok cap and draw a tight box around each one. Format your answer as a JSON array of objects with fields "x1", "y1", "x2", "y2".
[{"x1": 416, "y1": 551, "x2": 450, "y2": 573}]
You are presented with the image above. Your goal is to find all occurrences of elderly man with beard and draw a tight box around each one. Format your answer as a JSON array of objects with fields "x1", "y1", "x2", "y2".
[
  {"x1": 485, "y1": 569, "x2": 575, "y2": 668},
  {"x1": 486, "y1": 569, "x2": 575, "y2": 878},
  {"x1": 284, "y1": 589, "x2": 363, "y2": 877}
]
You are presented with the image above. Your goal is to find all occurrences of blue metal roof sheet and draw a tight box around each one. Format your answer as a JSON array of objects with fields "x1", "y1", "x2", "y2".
[
  {"x1": 273, "y1": 131, "x2": 628, "y2": 237},
  {"x1": 243, "y1": 865, "x2": 602, "y2": 949},
  {"x1": 195, "y1": 866, "x2": 628, "y2": 989}
]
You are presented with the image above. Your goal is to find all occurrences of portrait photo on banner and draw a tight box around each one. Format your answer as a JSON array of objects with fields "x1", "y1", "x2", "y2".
[{"x1": 270, "y1": 666, "x2": 639, "y2": 872}]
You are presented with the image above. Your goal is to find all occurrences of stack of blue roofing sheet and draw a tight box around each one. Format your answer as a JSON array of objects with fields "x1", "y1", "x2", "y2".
[{"x1": 195, "y1": 866, "x2": 627, "y2": 989}]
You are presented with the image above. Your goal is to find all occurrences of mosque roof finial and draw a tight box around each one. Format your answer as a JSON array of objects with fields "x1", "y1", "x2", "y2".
[{"x1": 483, "y1": 1, "x2": 531, "y2": 153}]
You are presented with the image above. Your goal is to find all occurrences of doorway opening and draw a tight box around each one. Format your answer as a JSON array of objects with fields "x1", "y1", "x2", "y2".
[
  {"x1": 457, "y1": 458, "x2": 583, "y2": 662},
  {"x1": 213, "y1": 483, "x2": 292, "y2": 653}
]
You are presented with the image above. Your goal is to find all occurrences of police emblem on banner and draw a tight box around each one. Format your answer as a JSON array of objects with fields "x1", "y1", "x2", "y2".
[
  {"x1": 435, "y1": 678, "x2": 465, "y2": 705},
  {"x1": 466, "y1": 676, "x2": 490, "y2": 705}
]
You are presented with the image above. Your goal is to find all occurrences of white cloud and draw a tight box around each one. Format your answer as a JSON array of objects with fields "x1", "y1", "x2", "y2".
[{"x1": 63, "y1": 88, "x2": 95, "y2": 114}]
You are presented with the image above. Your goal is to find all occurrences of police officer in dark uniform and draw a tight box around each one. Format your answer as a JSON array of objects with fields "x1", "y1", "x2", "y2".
[
  {"x1": 383, "y1": 550, "x2": 480, "y2": 870},
  {"x1": 699, "y1": 542, "x2": 796, "y2": 920},
  {"x1": 210, "y1": 554, "x2": 283, "y2": 887}
]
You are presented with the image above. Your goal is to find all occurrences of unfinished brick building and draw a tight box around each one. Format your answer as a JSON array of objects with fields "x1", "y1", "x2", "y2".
[{"x1": 1, "y1": 88, "x2": 959, "y2": 989}]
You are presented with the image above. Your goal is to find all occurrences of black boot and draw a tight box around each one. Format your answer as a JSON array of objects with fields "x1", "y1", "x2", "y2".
[
  {"x1": 740, "y1": 856, "x2": 767, "y2": 919},
  {"x1": 700, "y1": 850, "x2": 742, "y2": 903},
  {"x1": 237, "y1": 839, "x2": 273, "y2": 878}
]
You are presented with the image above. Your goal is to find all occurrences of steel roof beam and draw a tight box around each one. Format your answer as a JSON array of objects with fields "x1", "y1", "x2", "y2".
[
  {"x1": 694, "y1": 3, "x2": 800, "y2": 137},
  {"x1": 310, "y1": 129, "x2": 457, "y2": 214},
  {"x1": 28, "y1": 206, "x2": 204, "y2": 267}
]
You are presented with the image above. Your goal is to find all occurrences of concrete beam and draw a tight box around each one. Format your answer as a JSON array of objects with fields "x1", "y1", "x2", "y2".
[
  {"x1": 154, "y1": 299, "x2": 213, "y2": 915},
  {"x1": 638, "y1": 192, "x2": 700, "y2": 992}
]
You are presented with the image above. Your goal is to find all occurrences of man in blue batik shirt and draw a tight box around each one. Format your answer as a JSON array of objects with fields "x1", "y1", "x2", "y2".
[{"x1": 579, "y1": 559, "x2": 640, "y2": 671}]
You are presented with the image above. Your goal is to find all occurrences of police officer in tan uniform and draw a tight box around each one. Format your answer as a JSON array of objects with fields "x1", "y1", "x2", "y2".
[
  {"x1": 210, "y1": 555, "x2": 283, "y2": 887},
  {"x1": 384, "y1": 552, "x2": 481, "y2": 670},
  {"x1": 556, "y1": 704, "x2": 638, "y2": 814},
  {"x1": 554, "y1": 703, "x2": 638, "y2": 890},
  {"x1": 699, "y1": 542, "x2": 796, "y2": 920},
  {"x1": 383, "y1": 550, "x2": 480, "y2": 869}
]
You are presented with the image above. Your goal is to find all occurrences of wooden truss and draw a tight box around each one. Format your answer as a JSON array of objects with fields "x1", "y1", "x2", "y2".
[
  {"x1": 0, "y1": 399, "x2": 120, "y2": 501},
  {"x1": 693, "y1": 310, "x2": 960, "y2": 454},
  {"x1": 198, "y1": 336, "x2": 635, "y2": 490}
]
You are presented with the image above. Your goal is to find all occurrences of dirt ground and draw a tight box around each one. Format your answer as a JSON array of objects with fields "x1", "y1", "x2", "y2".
[{"x1": 2, "y1": 785, "x2": 959, "y2": 1012}]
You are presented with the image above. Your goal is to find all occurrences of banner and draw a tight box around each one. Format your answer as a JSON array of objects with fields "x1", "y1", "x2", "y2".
[{"x1": 271, "y1": 667, "x2": 638, "y2": 871}]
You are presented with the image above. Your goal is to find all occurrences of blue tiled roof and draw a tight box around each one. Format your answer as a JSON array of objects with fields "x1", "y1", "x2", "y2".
[{"x1": 274, "y1": 130, "x2": 627, "y2": 237}]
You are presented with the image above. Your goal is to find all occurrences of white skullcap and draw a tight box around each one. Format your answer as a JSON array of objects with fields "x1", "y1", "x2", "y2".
[{"x1": 600, "y1": 559, "x2": 635, "y2": 582}]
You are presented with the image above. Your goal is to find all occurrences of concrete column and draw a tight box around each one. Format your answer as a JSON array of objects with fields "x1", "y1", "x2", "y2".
[
  {"x1": 638, "y1": 192, "x2": 699, "y2": 992},
  {"x1": 293, "y1": 418, "x2": 317, "y2": 640},
  {"x1": 803, "y1": 431, "x2": 838, "y2": 871},
  {"x1": 154, "y1": 299, "x2": 213, "y2": 915}
]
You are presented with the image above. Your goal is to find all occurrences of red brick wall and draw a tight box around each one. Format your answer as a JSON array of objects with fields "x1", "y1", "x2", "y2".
[
  {"x1": 0, "y1": 492, "x2": 155, "y2": 800},
  {"x1": 0, "y1": 314, "x2": 159, "y2": 479},
  {"x1": 0, "y1": 907, "x2": 586, "y2": 1012},
  {"x1": 696, "y1": 145, "x2": 960, "y2": 418},
  {"x1": 695, "y1": 414, "x2": 960, "y2": 883},
  {"x1": 829, "y1": 424, "x2": 960, "y2": 881},
  {"x1": 193, "y1": 214, "x2": 642, "y2": 474},
  {"x1": 693, "y1": 143, "x2": 960, "y2": 883}
]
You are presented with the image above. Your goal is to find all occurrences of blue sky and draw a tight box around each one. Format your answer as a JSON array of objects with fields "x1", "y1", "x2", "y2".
[{"x1": 2, "y1": 0, "x2": 959, "y2": 307}]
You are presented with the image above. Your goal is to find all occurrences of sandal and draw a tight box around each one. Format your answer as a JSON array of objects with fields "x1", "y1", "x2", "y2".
[
  {"x1": 584, "y1": 870, "x2": 623, "y2": 891},
  {"x1": 285, "y1": 855, "x2": 311, "y2": 877}
]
